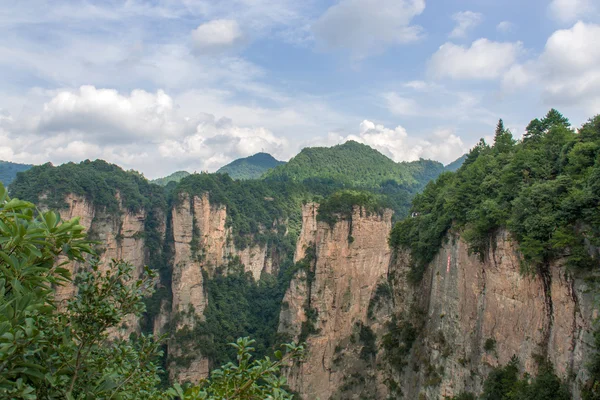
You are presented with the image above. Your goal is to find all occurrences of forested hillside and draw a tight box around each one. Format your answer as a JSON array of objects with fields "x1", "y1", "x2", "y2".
[
  {"x1": 0, "y1": 160, "x2": 32, "y2": 185},
  {"x1": 391, "y1": 109, "x2": 600, "y2": 281},
  {"x1": 390, "y1": 109, "x2": 600, "y2": 399},
  {"x1": 217, "y1": 152, "x2": 285, "y2": 180},
  {"x1": 9, "y1": 159, "x2": 166, "y2": 214},
  {"x1": 265, "y1": 140, "x2": 445, "y2": 218},
  {"x1": 151, "y1": 170, "x2": 190, "y2": 186}
]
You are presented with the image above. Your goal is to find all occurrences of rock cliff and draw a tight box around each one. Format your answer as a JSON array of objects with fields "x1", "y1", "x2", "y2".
[
  {"x1": 279, "y1": 203, "x2": 393, "y2": 399},
  {"x1": 55, "y1": 193, "x2": 159, "y2": 338},
  {"x1": 168, "y1": 192, "x2": 277, "y2": 382},
  {"x1": 384, "y1": 230, "x2": 597, "y2": 399}
]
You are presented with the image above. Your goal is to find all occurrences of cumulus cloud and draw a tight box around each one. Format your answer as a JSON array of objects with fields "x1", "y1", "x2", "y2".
[
  {"x1": 192, "y1": 19, "x2": 244, "y2": 53},
  {"x1": 429, "y1": 38, "x2": 522, "y2": 80},
  {"x1": 502, "y1": 22, "x2": 600, "y2": 114},
  {"x1": 312, "y1": 0, "x2": 425, "y2": 56},
  {"x1": 310, "y1": 120, "x2": 467, "y2": 164},
  {"x1": 449, "y1": 11, "x2": 483, "y2": 38},
  {"x1": 548, "y1": 0, "x2": 596, "y2": 23},
  {"x1": 0, "y1": 86, "x2": 294, "y2": 178},
  {"x1": 496, "y1": 21, "x2": 514, "y2": 33}
]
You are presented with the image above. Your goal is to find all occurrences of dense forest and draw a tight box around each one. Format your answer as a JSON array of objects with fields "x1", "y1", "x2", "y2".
[
  {"x1": 391, "y1": 110, "x2": 600, "y2": 281},
  {"x1": 0, "y1": 160, "x2": 32, "y2": 186},
  {"x1": 216, "y1": 152, "x2": 286, "y2": 180}
]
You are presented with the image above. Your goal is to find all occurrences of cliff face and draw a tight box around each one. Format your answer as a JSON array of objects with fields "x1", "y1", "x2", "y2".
[
  {"x1": 168, "y1": 193, "x2": 277, "y2": 382},
  {"x1": 279, "y1": 203, "x2": 393, "y2": 399},
  {"x1": 55, "y1": 193, "x2": 160, "y2": 338},
  {"x1": 387, "y1": 231, "x2": 597, "y2": 399}
]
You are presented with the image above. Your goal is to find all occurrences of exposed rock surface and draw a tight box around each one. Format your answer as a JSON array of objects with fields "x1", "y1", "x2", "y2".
[
  {"x1": 168, "y1": 193, "x2": 277, "y2": 382},
  {"x1": 387, "y1": 231, "x2": 596, "y2": 399},
  {"x1": 55, "y1": 194, "x2": 152, "y2": 338},
  {"x1": 280, "y1": 204, "x2": 393, "y2": 399}
]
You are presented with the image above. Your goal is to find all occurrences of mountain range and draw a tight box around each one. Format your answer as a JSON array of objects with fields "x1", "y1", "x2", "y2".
[{"x1": 5, "y1": 111, "x2": 599, "y2": 399}]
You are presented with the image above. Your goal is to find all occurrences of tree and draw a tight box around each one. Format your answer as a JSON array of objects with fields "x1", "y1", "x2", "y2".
[
  {"x1": 169, "y1": 338, "x2": 304, "y2": 400},
  {"x1": 0, "y1": 183, "x2": 304, "y2": 399},
  {"x1": 493, "y1": 119, "x2": 516, "y2": 154}
]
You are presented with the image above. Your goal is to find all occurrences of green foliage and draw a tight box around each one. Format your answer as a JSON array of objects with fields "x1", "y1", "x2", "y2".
[
  {"x1": 0, "y1": 184, "x2": 301, "y2": 399},
  {"x1": 9, "y1": 159, "x2": 167, "y2": 215},
  {"x1": 0, "y1": 182, "x2": 165, "y2": 398},
  {"x1": 316, "y1": 190, "x2": 386, "y2": 227},
  {"x1": 583, "y1": 325, "x2": 600, "y2": 399},
  {"x1": 445, "y1": 154, "x2": 467, "y2": 172},
  {"x1": 358, "y1": 323, "x2": 377, "y2": 361},
  {"x1": 264, "y1": 140, "x2": 444, "y2": 219},
  {"x1": 217, "y1": 153, "x2": 286, "y2": 180},
  {"x1": 169, "y1": 337, "x2": 304, "y2": 400},
  {"x1": 265, "y1": 140, "x2": 442, "y2": 188},
  {"x1": 381, "y1": 315, "x2": 418, "y2": 372},
  {"x1": 151, "y1": 171, "x2": 190, "y2": 186},
  {"x1": 480, "y1": 357, "x2": 570, "y2": 400},
  {"x1": 390, "y1": 111, "x2": 600, "y2": 281},
  {"x1": 175, "y1": 173, "x2": 307, "y2": 249},
  {"x1": 0, "y1": 160, "x2": 32, "y2": 186},
  {"x1": 484, "y1": 338, "x2": 497, "y2": 352}
]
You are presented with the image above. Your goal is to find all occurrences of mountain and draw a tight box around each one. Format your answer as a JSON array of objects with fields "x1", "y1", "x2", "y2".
[
  {"x1": 151, "y1": 170, "x2": 190, "y2": 186},
  {"x1": 444, "y1": 153, "x2": 467, "y2": 172},
  {"x1": 217, "y1": 152, "x2": 285, "y2": 180},
  {"x1": 264, "y1": 141, "x2": 444, "y2": 217},
  {"x1": 0, "y1": 160, "x2": 33, "y2": 186},
  {"x1": 7, "y1": 113, "x2": 600, "y2": 400},
  {"x1": 265, "y1": 140, "x2": 444, "y2": 188}
]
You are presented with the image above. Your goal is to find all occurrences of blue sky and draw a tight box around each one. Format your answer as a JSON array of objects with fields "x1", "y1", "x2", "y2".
[{"x1": 0, "y1": 0, "x2": 599, "y2": 178}]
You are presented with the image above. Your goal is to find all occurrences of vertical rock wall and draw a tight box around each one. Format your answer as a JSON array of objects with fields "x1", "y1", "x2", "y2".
[
  {"x1": 388, "y1": 231, "x2": 597, "y2": 399},
  {"x1": 280, "y1": 204, "x2": 393, "y2": 399}
]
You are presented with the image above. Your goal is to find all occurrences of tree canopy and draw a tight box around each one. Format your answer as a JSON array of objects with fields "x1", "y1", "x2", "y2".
[{"x1": 390, "y1": 110, "x2": 600, "y2": 281}]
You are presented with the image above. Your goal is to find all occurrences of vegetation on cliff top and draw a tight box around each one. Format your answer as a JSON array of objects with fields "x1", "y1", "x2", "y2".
[
  {"x1": 217, "y1": 152, "x2": 286, "y2": 180},
  {"x1": 0, "y1": 160, "x2": 32, "y2": 186},
  {"x1": 9, "y1": 159, "x2": 167, "y2": 214},
  {"x1": 390, "y1": 110, "x2": 600, "y2": 281}
]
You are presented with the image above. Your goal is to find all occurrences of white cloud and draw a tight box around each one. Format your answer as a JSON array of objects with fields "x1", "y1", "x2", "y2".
[
  {"x1": 312, "y1": 0, "x2": 425, "y2": 56},
  {"x1": 429, "y1": 38, "x2": 522, "y2": 80},
  {"x1": 383, "y1": 93, "x2": 420, "y2": 116},
  {"x1": 191, "y1": 19, "x2": 244, "y2": 53},
  {"x1": 449, "y1": 11, "x2": 483, "y2": 38},
  {"x1": 502, "y1": 22, "x2": 600, "y2": 114},
  {"x1": 0, "y1": 86, "x2": 299, "y2": 177},
  {"x1": 548, "y1": 0, "x2": 596, "y2": 24},
  {"x1": 309, "y1": 120, "x2": 468, "y2": 164},
  {"x1": 496, "y1": 21, "x2": 514, "y2": 33}
]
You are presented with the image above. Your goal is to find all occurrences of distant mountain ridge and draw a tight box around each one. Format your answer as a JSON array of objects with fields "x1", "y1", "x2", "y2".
[
  {"x1": 0, "y1": 160, "x2": 33, "y2": 186},
  {"x1": 217, "y1": 152, "x2": 285, "y2": 180},
  {"x1": 151, "y1": 171, "x2": 190, "y2": 186},
  {"x1": 264, "y1": 140, "x2": 444, "y2": 188},
  {"x1": 444, "y1": 154, "x2": 467, "y2": 172}
]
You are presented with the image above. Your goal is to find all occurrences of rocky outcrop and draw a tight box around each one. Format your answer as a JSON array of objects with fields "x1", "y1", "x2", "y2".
[
  {"x1": 168, "y1": 193, "x2": 278, "y2": 383},
  {"x1": 280, "y1": 203, "x2": 393, "y2": 399},
  {"x1": 387, "y1": 231, "x2": 597, "y2": 399},
  {"x1": 55, "y1": 194, "x2": 156, "y2": 338}
]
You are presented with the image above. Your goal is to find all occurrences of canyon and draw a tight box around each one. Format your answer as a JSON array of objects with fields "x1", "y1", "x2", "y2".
[{"x1": 49, "y1": 190, "x2": 598, "y2": 399}]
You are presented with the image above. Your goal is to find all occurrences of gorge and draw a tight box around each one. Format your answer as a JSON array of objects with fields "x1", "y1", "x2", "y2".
[{"x1": 6, "y1": 111, "x2": 600, "y2": 399}]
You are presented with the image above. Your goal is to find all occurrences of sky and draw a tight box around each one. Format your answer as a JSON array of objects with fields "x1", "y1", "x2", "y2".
[{"x1": 0, "y1": 0, "x2": 599, "y2": 179}]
